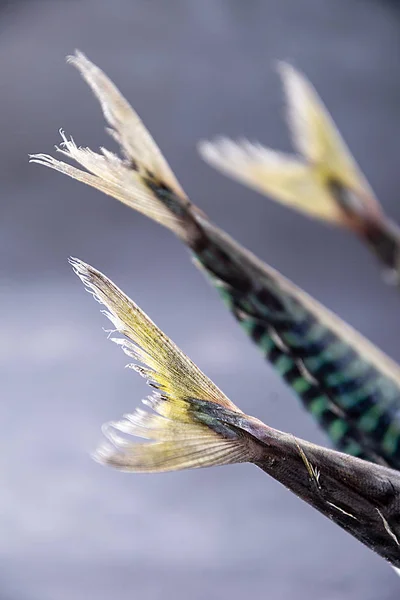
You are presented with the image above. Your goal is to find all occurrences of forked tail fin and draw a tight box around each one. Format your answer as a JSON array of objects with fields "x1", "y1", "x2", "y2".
[
  {"x1": 199, "y1": 62, "x2": 382, "y2": 231},
  {"x1": 30, "y1": 51, "x2": 202, "y2": 245},
  {"x1": 199, "y1": 64, "x2": 400, "y2": 279},
  {"x1": 70, "y1": 258, "x2": 253, "y2": 472}
]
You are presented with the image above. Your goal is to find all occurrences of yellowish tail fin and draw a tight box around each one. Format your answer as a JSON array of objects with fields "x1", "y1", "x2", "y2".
[
  {"x1": 199, "y1": 63, "x2": 382, "y2": 231},
  {"x1": 30, "y1": 51, "x2": 196, "y2": 242},
  {"x1": 70, "y1": 258, "x2": 251, "y2": 472}
]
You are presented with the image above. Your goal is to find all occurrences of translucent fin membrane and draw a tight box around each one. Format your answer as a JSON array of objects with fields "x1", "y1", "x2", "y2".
[
  {"x1": 199, "y1": 62, "x2": 382, "y2": 231},
  {"x1": 199, "y1": 137, "x2": 345, "y2": 224},
  {"x1": 30, "y1": 51, "x2": 192, "y2": 240},
  {"x1": 70, "y1": 258, "x2": 249, "y2": 472}
]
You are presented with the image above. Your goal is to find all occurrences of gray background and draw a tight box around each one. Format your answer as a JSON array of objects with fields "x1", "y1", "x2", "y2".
[{"x1": 1, "y1": 0, "x2": 400, "y2": 598}]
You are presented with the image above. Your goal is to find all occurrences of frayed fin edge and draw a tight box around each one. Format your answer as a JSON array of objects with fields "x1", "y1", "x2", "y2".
[
  {"x1": 30, "y1": 131, "x2": 186, "y2": 238},
  {"x1": 30, "y1": 52, "x2": 196, "y2": 241},
  {"x1": 67, "y1": 50, "x2": 187, "y2": 201},
  {"x1": 70, "y1": 257, "x2": 248, "y2": 473}
]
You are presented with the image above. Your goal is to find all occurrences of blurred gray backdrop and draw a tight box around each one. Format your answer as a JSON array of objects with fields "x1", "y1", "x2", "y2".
[{"x1": 1, "y1": 0, "x2": 400, "y2": 598}]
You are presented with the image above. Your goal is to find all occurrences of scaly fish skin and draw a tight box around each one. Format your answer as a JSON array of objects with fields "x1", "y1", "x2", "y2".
[{"x1": 190, "y1": 217, "x2": 400, "y2": 468}]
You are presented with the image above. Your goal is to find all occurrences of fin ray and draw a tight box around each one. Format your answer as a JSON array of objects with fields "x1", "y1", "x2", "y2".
[
  {"x1": 70, "y1": 258, "x2": 247, "y2": 473},
  {"x1": 200, "y1": 63, "x2": 382, "y2": 228},
  {"x1": 30, "y1": 52, "x2": 193, "y2": 240},
  {"x1": 199, "y1": 138, "x2": 344, "y2": 223},
  {"x1": 67, "y1": 50, "x2": 187, "y2": 200}
]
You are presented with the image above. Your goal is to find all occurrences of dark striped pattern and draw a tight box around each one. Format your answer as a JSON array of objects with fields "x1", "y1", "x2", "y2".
[{"x1": 195, "y1": 243, "x2": 400, "y2": 470}]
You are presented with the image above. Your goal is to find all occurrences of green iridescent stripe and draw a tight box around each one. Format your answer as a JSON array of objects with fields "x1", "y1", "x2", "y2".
[
  {"x1": 292, "y1": 377, "x2": 311, "y2": 395},
  {"x1": 383, "y1": 422, "x2": 400, "y2": 456},
  {"x1": 200, "y1": 258, "x2": 400, "y2": 466},
  {"x1": 308, "y1": 396, "x2": 328, "y2": 418},
  {"x1": 274, "y1": 354, "x2": 293, "y2": 376},
  {"x1": 328, "y1": 419, "x2": 349, "y2": 444},
  {"x1": 341, "y1": 439, "x2": 364, "y2": 458}
]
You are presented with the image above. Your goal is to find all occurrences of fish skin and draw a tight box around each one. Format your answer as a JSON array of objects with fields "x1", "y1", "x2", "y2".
[
  {"x1": 190, "y1": 215, "x2": 400, "y2": 469},
  {"x1": 191, "y1": 399, "x2": 400, "y2": 569}
]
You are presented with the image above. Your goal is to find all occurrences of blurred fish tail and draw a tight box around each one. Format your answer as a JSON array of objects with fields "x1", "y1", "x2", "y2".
[
  {"x1": 200, "y1": 63, "x2": 400, "y2": 279},
  {"x1": 200, "y1": 63, "x2": 384, "y2": 234},
  {"x1": 94, "y1": 401, "x2": 253, "y2": 473}
]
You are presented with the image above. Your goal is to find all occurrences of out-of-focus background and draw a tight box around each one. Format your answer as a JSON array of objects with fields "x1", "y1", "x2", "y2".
[{"x1": 1, "y1": 0, "x2": 400, "y2": 598}]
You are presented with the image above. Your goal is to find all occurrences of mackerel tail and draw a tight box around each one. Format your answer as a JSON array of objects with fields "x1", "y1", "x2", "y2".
[
  {"x1": 199, "y1": 63, "x2": 400, "y2": 284},
  {"x1": 70, "y1": 258, "x2": 400, "y2": 570},
  {"x1": 30, "y1": 51, "x2": 400, "y2": 470}
]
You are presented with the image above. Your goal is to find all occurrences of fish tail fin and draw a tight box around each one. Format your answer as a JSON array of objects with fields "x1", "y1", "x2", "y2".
[
  {"x1": 70, "y1": 257, "x2": 254, "y2": 473},
  {"x1": 94, "y1": 411, "x2": 251, "y2": 474},
  {"x1": 30, "y1": 51, "x2": 200, "y2": 244},
  {"x1": 199, "y1": 63, "x2": 383, "y2": 232},
  {"x1": 199, "y1": 137, "x2": 342, "y2": 224}
]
